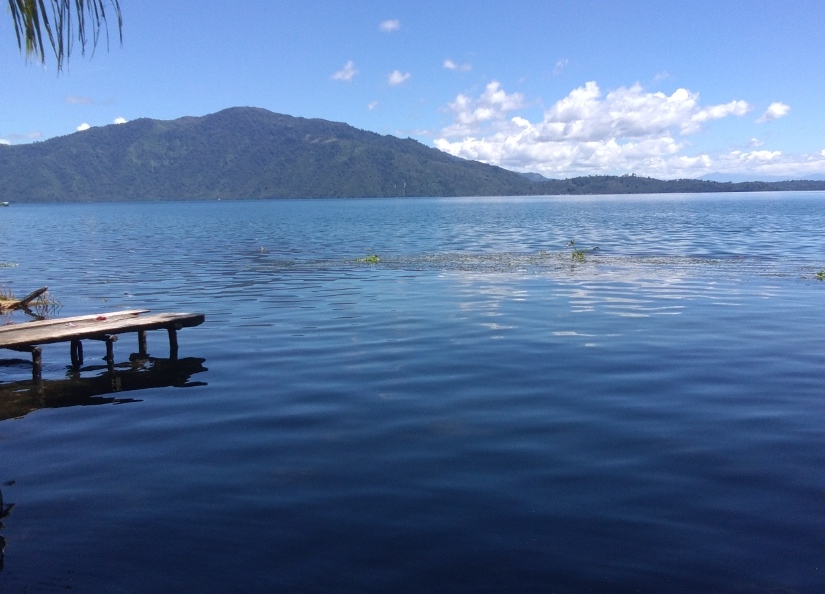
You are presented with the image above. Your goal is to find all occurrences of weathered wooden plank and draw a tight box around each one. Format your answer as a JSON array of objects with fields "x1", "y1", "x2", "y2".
[
  {"x1": 0, "y1": 309, "x2": 148, "y2": 331},
  {"x1": 0, "y1": 312, "x2": 204, "y2": 349}
]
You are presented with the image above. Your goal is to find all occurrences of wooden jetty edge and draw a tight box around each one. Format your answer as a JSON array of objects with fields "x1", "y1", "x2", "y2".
[{"x1": 0, "y1": 309, "x2": 205, "y2": 382}]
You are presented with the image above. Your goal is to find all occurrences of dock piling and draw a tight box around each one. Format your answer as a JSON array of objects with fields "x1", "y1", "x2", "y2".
[
  {"x1": 138, "y1": 330, "x2": 148, "y2": 357},
  {"x1": 32, "y1": 347, "x2": 42, "y2": 382},
  {"x1": 167, "y1": 327, "x2": 179, "y2": 360},
  {"x1": 70, "y1": 340, "x2": 84, "y2": 367}
]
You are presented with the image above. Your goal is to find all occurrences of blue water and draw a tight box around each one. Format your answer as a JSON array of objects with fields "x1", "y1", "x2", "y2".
[{"x1": 1, "y1": 193, "x2": 824, "y2": 593}]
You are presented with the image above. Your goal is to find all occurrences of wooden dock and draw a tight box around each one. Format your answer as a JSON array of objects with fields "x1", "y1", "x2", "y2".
[{"x1": 0, "y1": 310, "x2": 205, "y2": 381}]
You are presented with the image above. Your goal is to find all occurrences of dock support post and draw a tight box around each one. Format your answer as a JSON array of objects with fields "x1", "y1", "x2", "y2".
[
  {"x1": 138, "y1": 330, "x2": 148, "y2": 357},
  {"x1": 167, "y1": 327, "x2": 178, "y2": 360},
  {"x1": 105, "y1": 337, "x2": 116, "y2": 373},
  {"x1": 32, "y1": 346, "x2": 42, "y2": 382},
  {"x1": 70, "y1": 340, "x2": 84, "y2": 367}
]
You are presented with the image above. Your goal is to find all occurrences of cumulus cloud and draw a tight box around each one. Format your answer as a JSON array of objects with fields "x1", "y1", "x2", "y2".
[
  {"x1": 388, "y1": 70, "x2": 411, "y2": 85},
  {"x1": 114, "y1": 117, "x2": 127, "y2": 124},
  {"x1": 756, "y1": 102, "x2": 790, "y2": 123},
  {"x1": 522, "y1": 82, "x2": 750, "y2": 139},
  {"x1": 706, "y1": 149, "x2": 823, "y2": 177},
  {"x1": 379, "y1": 19, "x2": 400, "y2": 32},
  {"x1": 444, "y1": 58, "x2": 472, "y2": 72},
  {"x1": 65, "y1": 95, "x2": 92, "y2": 105},
  {"x1": 440, "y1": 81, "x2": 524, "y2": 137},
  {"x1": 430, "y1": 80, "x2": 816, "y2": 179},
  {"x1": 0, "y1": 139, "x2": 9, "y2": 145},
  {"x1": 332, "y1": 60, "x2": 358, "y2": 82},
  {"x1": 76, "y1": 123, "x2": 91, "y2": 132}
]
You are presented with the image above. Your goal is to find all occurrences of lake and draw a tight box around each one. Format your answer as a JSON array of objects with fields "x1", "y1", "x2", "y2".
[{"x1": 1, "y1": 193, "x2": 824, "y2": 593}]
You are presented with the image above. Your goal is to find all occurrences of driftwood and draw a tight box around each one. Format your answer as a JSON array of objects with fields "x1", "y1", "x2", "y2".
[{"x1": 0, "y1": 287, "x2": 48, "y2": 312}]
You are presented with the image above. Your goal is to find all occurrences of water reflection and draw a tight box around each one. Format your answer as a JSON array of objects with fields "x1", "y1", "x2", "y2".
[
  {"x1": 0, "y1": 482, "x2": 13, "y2": 573},
  {"x1": 0, "y1": 357, "x2": 207, "y2": 421}
]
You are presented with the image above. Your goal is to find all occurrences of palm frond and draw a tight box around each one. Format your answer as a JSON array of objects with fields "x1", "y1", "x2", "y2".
[{"x1": 6, "y1": 0, "x2": 122, "y2": 70}]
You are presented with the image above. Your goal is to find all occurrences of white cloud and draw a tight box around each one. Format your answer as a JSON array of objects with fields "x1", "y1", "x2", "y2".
[
  {"x1": 430, "y1": 80, "x2": 819, "y2": 179},
  {"x1": 65, "y1": 95, "x2": 92, "y2": 105},
  {"x1": 553, "y1": 58, "x2": 568, "y2": 76},
  {"x1": 748, "y1": 138, "x2": 765, "y2": 148},
  {"x1": 379, "y1": 19, "x2": 400, "y2": 32},
  {"x1": 653, "y1": 71, "x2": 672, "y2": 82},
  {"x1": 444, "y1": 58, "x2": 472, "y2": 72},
  {"x1": 76, "y1": 123, "x2": 91, "y2": 132},
  {"x1": 756, "y1": 102, "x2": 790, "y2": 123},
  {"x1": 367, "y1": 101, "x2": 379, "y2": 110},
  {"x1": 388, "y1": 70, "x2": 411, "y2": 85},
  {"x1": 688, "y1": 99, "x2": 750, "y2": 132},
  {"x1": 525, "y1": 82, "x2": 750, "y2": 139},
  {"x1": 705, "y1": 148, "x2": 825, "y2": 178},
  {"x1": 114, "y1": 117, "x2": 127, "y2": 124},
  {"x1": 2, "y1": 131, "x2": 42, "y2": 144},
  {"x1": 441, "y1": 81, "x2": 524, "y2": 137},
  {"x1": 0, "y1": 131, "x2": 41, "y2": 144},
  {"x1": 332, "y1": 60, "x2": 358, "y2": 82}
]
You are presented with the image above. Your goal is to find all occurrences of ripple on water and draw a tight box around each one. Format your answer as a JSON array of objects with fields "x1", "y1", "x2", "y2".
[{"x1": 1, "y1": 195, "x2": 825, "y2": 593}]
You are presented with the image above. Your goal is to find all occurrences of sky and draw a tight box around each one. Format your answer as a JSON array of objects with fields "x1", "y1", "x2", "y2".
[{"x1": 1, "y1": 0, "x2": 824, "y2": 180}]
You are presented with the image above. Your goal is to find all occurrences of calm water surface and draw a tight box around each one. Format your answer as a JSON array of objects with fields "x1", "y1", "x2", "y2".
[{"x1": 1, "y1": 193, "x2": 824, "y2": 593}]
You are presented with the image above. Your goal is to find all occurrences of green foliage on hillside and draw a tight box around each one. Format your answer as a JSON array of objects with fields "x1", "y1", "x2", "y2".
[
  {"x1": 534, "y1": 174, "x2": 825, "y2": 195},
  {"x1": 1, "y1": 108, "x2": 824, "y2": 202},
  {"x1": 0, "y1": 108, "x2": 536, "y2": 201}
]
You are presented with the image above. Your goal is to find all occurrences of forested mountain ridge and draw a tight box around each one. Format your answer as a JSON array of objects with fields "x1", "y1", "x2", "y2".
[
  {"x1": 0, "y1": 107, "x2": 536, "y2": 201},
  {"x1": 1, "y1": 107, "x2": 824, "y2": 202}
]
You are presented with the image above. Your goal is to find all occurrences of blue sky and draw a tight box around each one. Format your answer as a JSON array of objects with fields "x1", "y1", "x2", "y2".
[{"x1": 2, "y1": 0, "x2": 824, "y2": 179}]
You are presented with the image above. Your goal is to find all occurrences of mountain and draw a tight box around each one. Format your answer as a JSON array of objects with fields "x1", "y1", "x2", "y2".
[
  {"x1": 1, "y1": 107, "x2": 824, "y2": 202},
  {"x1": 519, "y1": 172, "x2": 553, "y2": 182},
  {"x1": 0, "y1": 107, "x2": 536, "y2": 202}
]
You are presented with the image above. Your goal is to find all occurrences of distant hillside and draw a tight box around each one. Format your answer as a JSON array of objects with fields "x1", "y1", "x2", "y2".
[
  {"x1": 536, "y1": 175, "x2": 825, "y2": 195},
  {"x1": 0, "y1": 107, "x2": 536, "y2": 202},
  {"x1": 520, "y1": 172, "x2": 552, "y2": 182},
  {"x1": 700, "y1": 172, "x2": 825, "y2": 183},
  {"x1": 1, "y1": 107, "x2": 824, "y2": 202}
]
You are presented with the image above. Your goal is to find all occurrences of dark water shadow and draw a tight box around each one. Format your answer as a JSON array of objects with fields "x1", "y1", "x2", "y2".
[
  {"x1": 0, "y1": 482, "x2": 13, "y2": 573},
  {"x1": 0, "y1": 356, "x2": 208, "y2": 421}
]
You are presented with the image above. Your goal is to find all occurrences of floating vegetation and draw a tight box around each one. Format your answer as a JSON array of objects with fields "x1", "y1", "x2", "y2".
[
  {"x1": 356, "y1": 254, "x2": 381, "y2": 264},
  {"x1": 566, "y1": 240, "x2": 600, "y2": 263},
  {"x1": 0, "y1": 263, "x2": 18, "y2": 268},
  {"x1": 248, "y1": 249, "x2": 818, "y2": 285}
]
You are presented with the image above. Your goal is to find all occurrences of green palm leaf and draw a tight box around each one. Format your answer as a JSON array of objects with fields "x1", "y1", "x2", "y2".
[{"x1": 6, "y1": 0, "x2": 122, "y2": 69}]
